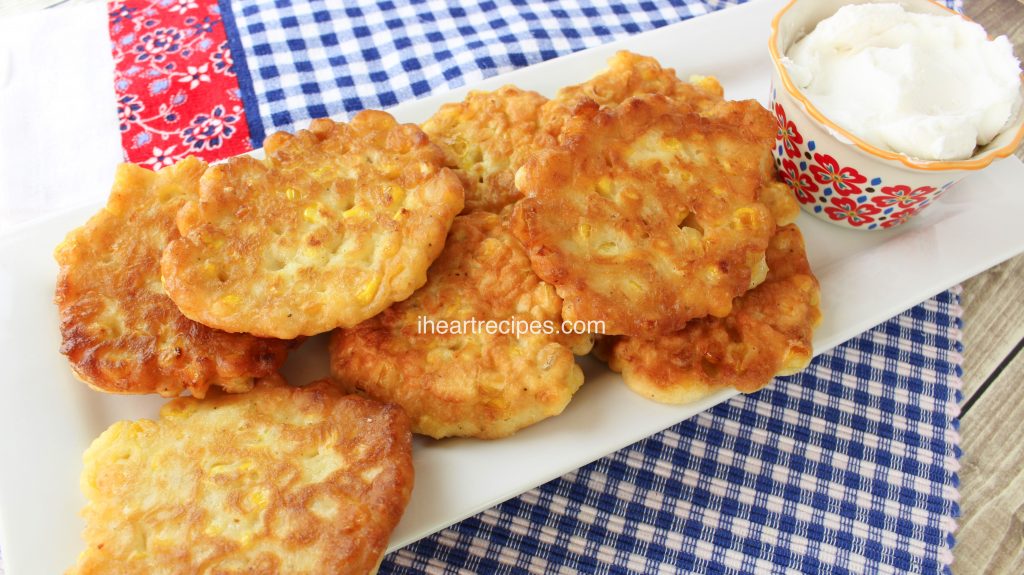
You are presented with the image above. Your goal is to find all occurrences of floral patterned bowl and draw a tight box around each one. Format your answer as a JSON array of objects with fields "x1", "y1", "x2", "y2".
[{"x1": 769, "y1": 0, "x2": 1024, "y2": 231}]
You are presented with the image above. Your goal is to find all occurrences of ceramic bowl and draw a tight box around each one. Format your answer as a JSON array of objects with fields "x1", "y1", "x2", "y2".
[{"x1": 769, "y1": 0, "x2": 1024, "y2": 230}]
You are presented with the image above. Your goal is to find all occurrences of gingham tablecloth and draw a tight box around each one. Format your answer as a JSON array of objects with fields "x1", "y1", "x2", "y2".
[{"x1": 95, "y1": 1, "x2": 962, "y2": 573}]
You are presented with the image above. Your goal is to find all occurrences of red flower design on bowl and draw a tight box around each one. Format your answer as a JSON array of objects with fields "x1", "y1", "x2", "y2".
[
  {"x1": 870, "y1": 184, "x2": 936, "y2": 210},
  {"x1": 881, "y1": 207, "x2": 922, "y2": 229},
  {"x1": 810, "y1": 153, "x2": 867, "y2": 196},
  {"x1": 780, "y1": 158, "x2": 818, "y2": 204},
  {"x1": 824, "y1": 196, "x2": 880, "y2": 228},
  {"x1": 774, "y1": 103, "x2": 804, "y2": 159}
]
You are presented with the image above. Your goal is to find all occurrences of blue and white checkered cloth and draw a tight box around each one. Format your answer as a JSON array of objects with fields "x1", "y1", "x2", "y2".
[
  {"x1": 217, "y1": 1, "x2": 963, "y2": 572},
  {"x1": 221, "y1": 0, "x2": 739, "y2": 144}
]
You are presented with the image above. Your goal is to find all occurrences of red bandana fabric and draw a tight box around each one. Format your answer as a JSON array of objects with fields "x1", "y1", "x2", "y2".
[{"x1": 107, "y1": 0, "x2": 252, "y2": 167}]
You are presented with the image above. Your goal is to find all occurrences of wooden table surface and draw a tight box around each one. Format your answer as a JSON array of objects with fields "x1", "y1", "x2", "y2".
[
  {"x1": 1, "y1": 0, "x2": 1022, "y2": 572},
  {"x1": 956, "y1": 2, "x2": 1024, "y2": 573}
]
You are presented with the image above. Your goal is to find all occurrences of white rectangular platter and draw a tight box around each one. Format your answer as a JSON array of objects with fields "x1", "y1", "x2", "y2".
[{"x1": 3, "y1": 0, "x2": 1024, "y2": 573}]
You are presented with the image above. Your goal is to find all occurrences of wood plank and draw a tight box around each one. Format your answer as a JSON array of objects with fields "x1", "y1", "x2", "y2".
[
  {"x1": 962, "y1": 0, "x2": 1024, "y2": 160},
  {"x1": 959, "y1": 254, "x2": 1024, "y2": 406},
  {"x1": 966, "y1": 0, "x2": 1024, "y2": 63},
  {"x1": 950, "y1": 2, "x2": 1024, "y2": 571},
  {"x1": 956, "y1": 349, "x2": 1024, "y2": 573}
]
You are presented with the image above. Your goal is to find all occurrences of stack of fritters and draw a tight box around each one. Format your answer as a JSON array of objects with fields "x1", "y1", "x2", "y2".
[
  {"x1": 596, "y1": 225, "x2": 821, "y2": 404},
  {"x1": 56, "y1": 111, "x2": 460, "y2": 574},
  {"x1": 511, "y1": 51, "x2": 819, "y2": 405},
  {"x1": 54, "y1": 157, "x2": 291, "y2": 398},
  {"x1": 330, "y1": 52, "x2": 817, "y2": 421},
  {"x1": 55, "y1": 51, "x2": 821, "y2": 574}
]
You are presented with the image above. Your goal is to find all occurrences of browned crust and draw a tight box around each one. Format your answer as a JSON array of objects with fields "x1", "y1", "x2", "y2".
[
  {"x1": 512, "y1": 94, "x2": 778, "y2": 335},
  {"x1": 598, "y1": 225, "x2": 822, "y2": 404},
  {"x1": 53, "y1": 158, "x2": 292, "y2": 398},
  {"x1": 68, "y1": 380, "x2": 414, "y2": 575},
  {"x1": 539, "y1": 50, "x2": 799, "y2": 226},
  {"x1": 539, "y1": 50, "x2": 725, "y2": 140}
]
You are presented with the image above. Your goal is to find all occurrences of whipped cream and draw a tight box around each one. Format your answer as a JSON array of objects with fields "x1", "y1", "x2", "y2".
[{"x1": 784, "y1": 3, "x2": 1022, "y2": 161}]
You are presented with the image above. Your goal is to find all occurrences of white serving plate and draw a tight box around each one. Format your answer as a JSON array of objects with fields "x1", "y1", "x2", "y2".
[{"x1": 3, "y1": 0, "x2": 1024, "y2": 572}]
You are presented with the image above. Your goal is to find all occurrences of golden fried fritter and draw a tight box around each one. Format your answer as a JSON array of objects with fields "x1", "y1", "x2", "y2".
[
  {"x1": 161, "y1": 111, "x2": 465, "y2": 339},
  {"x1": 330, "y1": 212, "x2": 592, "y2": 440},
  {"x1": 760, "y1": 179, "x2": 801, "y2": 226},
  {"x1": 596, "y1": 225, "x2": 821, "y2": 405},
  {"x1": 422, "y1": 85, "x2": 555, "y2": 214},
  {"x1": 68, "y1": 379, "x2": 414, "y2": 575},
  {"x1": 53, "y1": 158, "x2": 291, "y2": 398},
  {"x1": 540, "y1": 50, "x2": 800, "y2": 227},
  {"x1": 539, "y1": 51, "x2": 724, "y2": 140},
  {"x1": 512, "y1": 94, "x2": 777, "y2": 336}
]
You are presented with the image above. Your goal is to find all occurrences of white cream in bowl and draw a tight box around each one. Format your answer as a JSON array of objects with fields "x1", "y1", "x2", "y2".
[{"x1": 783, "y1": 3, "x2": 1022, "y2": 161}]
